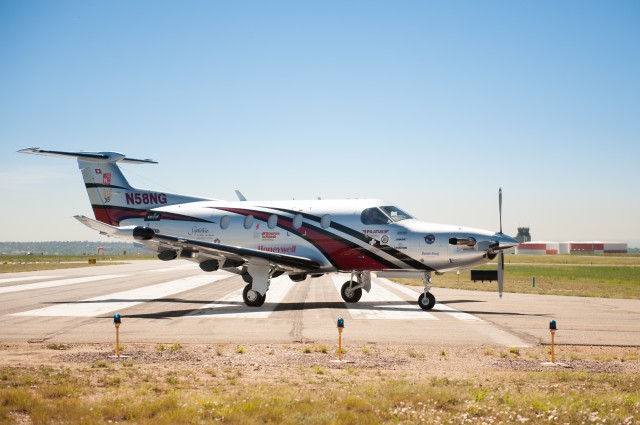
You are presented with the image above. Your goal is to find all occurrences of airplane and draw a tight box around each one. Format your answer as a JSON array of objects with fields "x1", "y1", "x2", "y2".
[{"x1": 18, "y1": 147, "x2": 519, "y2": 310}]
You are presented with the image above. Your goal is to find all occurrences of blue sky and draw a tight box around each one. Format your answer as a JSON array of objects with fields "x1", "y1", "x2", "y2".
[{"x1": 1, "y1": 1, "x2": 639, "y2": 246}]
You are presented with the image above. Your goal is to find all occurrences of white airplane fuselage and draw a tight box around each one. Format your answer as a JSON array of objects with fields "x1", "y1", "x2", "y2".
[
  {"x1": 117, "y1": 198, "x2": 508, "y2": 274},
  {"x1": 18, "y1": 147, "x2": 519, "y2": 310}
]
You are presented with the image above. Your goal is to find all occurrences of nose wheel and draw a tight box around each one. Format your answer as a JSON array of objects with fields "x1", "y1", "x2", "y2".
[{"x1": 418, "y1": 292, "x2": 436, "y2": 310}]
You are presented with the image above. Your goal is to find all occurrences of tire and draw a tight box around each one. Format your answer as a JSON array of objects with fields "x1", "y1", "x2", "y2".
[
  {"x1": 341, "y1": 281, "x2": 362, "y2": 303},
  {"x1": 243, "y1": 283, "x2": 265, "y2": 307},
  {"x1": 418, "y1": 292, "x2": 436, "y2": 311}
]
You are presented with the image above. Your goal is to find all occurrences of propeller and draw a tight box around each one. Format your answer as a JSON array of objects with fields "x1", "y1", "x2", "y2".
[{"x1": 497, "y1": 187, "x2": 504, "y2": 298}]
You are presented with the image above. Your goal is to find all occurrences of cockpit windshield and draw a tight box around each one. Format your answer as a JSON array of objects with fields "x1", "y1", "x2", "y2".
[
  {"x1": 360, "y1": 206, "x2": 413, "y2": 225},
  {"x1": 379, "y1": 206, "x2": 413, "y2": 222}
]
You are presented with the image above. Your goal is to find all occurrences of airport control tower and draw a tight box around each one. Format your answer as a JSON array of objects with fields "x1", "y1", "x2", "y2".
[{"x1": 515, "y1": 227, "x2": 531, "y2": 243}]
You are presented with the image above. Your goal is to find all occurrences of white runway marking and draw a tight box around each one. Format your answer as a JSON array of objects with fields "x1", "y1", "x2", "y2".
[
  {"x1": 0, "y1": 276, "x2": 56, "y2": 284},
  {"x1": 331, "y1": 275, "x2": 437, "y2": 320},
  {"x1": 11, "y1": 273, "x2": 231, "y2": 317},
  {"x1": 151, "y1": 264, "x2": 199, "y2": 272},
  {"x1": 0, "y1": 275, "x2": 128, "y2": 295},
  {"x1": 375, "y1": 277, "x2": 482, "y2": 321},
  {"x1": 185, "y1": 275, "x2": 294, "y2": 318}
]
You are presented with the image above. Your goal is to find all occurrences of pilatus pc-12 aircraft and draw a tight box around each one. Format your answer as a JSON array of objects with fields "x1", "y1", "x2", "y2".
[{"x1": 19, "y1": 147, "x2": 519, "y2": 310}]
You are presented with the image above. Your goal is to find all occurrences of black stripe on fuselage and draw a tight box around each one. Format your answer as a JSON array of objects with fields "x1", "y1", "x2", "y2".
[{"x1": 269, "y1": 207, "x2": 433, "y2": 272}]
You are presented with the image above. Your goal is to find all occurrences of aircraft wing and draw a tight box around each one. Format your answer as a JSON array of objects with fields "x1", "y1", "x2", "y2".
[{"x1": 75, "y1": 215, "x2": 321, "y2": 272}]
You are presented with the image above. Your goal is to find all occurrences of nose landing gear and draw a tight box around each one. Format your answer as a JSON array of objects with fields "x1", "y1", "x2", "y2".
[{"x1": 418, "y1": 271, "x2": 436, "y2": 310}]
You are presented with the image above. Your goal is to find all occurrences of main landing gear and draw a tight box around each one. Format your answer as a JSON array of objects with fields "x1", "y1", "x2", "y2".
[
  {"x1": 340, "y1": 270, "x2": 437, "y2": 311},
  {"x1": 243, "y1": 283, "x2": 266, "y2": 307},
  {"x1": 340, "y1": 271, "x2": 372, "y2": 303}
]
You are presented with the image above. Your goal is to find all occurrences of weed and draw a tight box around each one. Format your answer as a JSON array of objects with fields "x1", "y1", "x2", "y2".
[
  {"x1": 303, "y1": 346, "x2": 312, "y2": 354},
  {"x1": 156, "y1": 343, "x2": 166, "y2": 351},
  {"x1": 314, "y1": 344, "x2": 328, "y2": 354},
  {"x1": 361, "y1": 345, "x2": 371, "y2": 355},
  {"x1": 509, "y1": 347, "x2": 520, "y2": 357},
  {"x1": 170, "y1": 342, "x2": 182, "y2": 351},
  {"x1": 483, "y1": 347, "x2": 495, "y2": 356},
  {"x1": 46, "y1": 343, "x2": 70, "y2": 350},
  {"x1": 235, "y1": 346, "x2": 245, "y2": 354},
  {"x1": 407, "y1": 349, "x2": 425, "y2": 359},
  {"x1": 92, "y1": 360, "x2": 110, "y2": 369}
]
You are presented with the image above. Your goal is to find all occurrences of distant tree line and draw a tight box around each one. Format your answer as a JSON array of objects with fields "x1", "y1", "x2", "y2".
[{"x1": 0, "y1": 241, "x2": 149, "y2": 256}]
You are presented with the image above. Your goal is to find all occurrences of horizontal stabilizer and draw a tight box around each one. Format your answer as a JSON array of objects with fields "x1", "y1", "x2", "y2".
[
  {"x1": 74, "y1": 215, "x2": 137, "y2": 238},
  {"x1": 18, "y1": 147, "x2": 157, "y2": 164}
]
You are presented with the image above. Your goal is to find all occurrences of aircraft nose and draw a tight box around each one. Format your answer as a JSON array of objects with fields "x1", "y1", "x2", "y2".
[{"x1": 494, "y1": 232, "x2": 519, "y2": 250}]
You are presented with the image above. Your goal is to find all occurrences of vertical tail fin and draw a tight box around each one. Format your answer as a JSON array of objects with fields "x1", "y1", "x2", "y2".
[{"x1": 18, "y1": 148, "x2": 213, "y2": 225}]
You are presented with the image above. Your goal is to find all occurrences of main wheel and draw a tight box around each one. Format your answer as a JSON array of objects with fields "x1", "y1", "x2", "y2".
[
  {"x1": 243, "y1": 283, "x2": 266, "y2": 307},
  {"x1": 341, "y1": 281, "x2": 362, "y2": 303},
  {"x1": 418, "y1": 292, "x2": 436, "y2": 311}
]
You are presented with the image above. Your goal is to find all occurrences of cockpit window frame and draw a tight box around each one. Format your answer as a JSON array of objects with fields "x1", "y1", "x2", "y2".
[{"x1": 379, "y1": 206, "x2": 413, "y2": 223}]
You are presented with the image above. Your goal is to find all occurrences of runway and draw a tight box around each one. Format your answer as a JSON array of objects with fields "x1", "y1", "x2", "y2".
[{"x1": 1, "y1": 260, "x2": 638, "y2": 347}]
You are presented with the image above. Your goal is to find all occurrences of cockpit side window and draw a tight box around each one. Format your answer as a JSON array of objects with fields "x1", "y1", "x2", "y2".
[
  {"x1": 361, "y1": 207, "x2": 391, "y2": 225},
  {"x1": 379, "y1": 206, "x2": 413, "y2": 222}
]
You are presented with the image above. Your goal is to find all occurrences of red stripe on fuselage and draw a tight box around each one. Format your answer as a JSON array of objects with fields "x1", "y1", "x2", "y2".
[{"x1": 217, "y1": 207, "x2": 392, "y2": 271}]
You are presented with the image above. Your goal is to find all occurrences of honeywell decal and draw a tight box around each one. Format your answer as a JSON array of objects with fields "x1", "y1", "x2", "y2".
[{"x1": 258, "y1": 245, "x2": 297, "y2": 253}]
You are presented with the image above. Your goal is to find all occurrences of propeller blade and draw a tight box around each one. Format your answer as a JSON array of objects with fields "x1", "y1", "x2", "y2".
[
  {"x1": 498, "y1": 187, "x2": 503, "y2": 234},
  {"x1": 497, "y1": 251, "x2": 504, "y2": 298}
]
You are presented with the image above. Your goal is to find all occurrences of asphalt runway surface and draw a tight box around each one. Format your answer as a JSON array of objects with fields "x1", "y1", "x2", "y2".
[{"x1": 1, "y1": 260, "x2": 638, "y2": 347}]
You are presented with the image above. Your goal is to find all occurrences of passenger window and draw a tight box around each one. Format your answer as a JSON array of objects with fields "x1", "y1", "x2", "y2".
[
  {"x1": 220, "y1": 215, "x2": 230, "y2": 230},
  {"x1": 268, "y1": 214, "x2": 278, "y2": 229},
  {"x1": 321, "y1": 214, "x2": 331, "y2": 229},
  {"x1": 293, "y1": 214, "x2": 303, "y2": 229},
  {"x1": 243, "y1": 215, "x2": 254, "y2": 229}
]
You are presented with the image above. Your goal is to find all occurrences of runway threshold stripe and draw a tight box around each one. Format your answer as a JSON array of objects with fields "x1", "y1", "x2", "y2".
[
  {"x1": 10, "y1": 273, "x2": 232, "y2": 317},
  {"x1": 0, "y1": 275, "x2": 128, "y2": 295},
  {"x1": 375, "y1": 277, "x2": 482, "y2": 322},
  {"x1": 185, "y1": 275, "x2": 294, "y2": 318},
  {"x1": 0, "y1": 276, "x2": 56, "y2": 285},
  {"x1": 331, "y1": 275, "x2": 437, "y2": 320}
]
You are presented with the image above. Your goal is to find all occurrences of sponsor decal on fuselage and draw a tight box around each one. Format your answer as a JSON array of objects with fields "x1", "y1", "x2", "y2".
[
  {"x1": 125, "y1": 192, "x2": 168, "y2": 205},
  {"x1": 102, "y1": 189, "x2": 112, "y2": 203},
  {"x1": 261, "y1": 232, "x2": 280, "y2": 241},
  {"x1": 363, "y1": 229, "x2": 389, "y2": 234},
  {"x1": 103, "y1": 173, "x2": 111, "y2": 186},
  {"x1": 424, "y1": 234, "x2": 436, "y2": 244},
  {"x1": 145, "y1": 212, "x2": 161, "y2": 221},
  {"x1": 188, "y1": 226, "x2": 210, "y2": 237},
  {"x1": 258, "y1": 245, "x2": 297, "y2": 253}
]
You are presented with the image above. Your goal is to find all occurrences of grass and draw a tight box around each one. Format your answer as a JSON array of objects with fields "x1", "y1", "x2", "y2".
[
  {"x1": 395, "y1": 254, "x2": 640, "y2": 299},
  {"x1": 0, "y1": 362, "x2": 637, "y2": 424},
  {"x1": 0, "y1": 254, "x2": 155, "y2": 273}
]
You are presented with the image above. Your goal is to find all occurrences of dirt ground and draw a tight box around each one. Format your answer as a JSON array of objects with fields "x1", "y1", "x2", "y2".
[{"x1": 1, "y1": 342, "x2": 638, "y2": 382}]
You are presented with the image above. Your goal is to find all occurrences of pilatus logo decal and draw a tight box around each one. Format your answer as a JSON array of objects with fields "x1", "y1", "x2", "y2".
[{"x1": 424, "y1": 234, "x2": 436, "y2": 244}]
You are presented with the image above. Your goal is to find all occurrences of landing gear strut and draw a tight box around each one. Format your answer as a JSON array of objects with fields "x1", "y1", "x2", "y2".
[
  {"x1": 340, "y1": 271, "x2": 371, "y2": 303},
  {"x1": 418, "y1": 271, "x2": 436, "y2": 310}
]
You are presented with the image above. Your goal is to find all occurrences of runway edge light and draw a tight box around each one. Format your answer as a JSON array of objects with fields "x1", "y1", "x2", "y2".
[
  {"x1": 549, "y1": 320, "x2": 557, "y2": 363},
  {"x1": 114, "y1": 313, "x2": 122, "y2": 358},
  {"x1": 337, "y1": 318, "x2": 344, "y2": 361}
]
